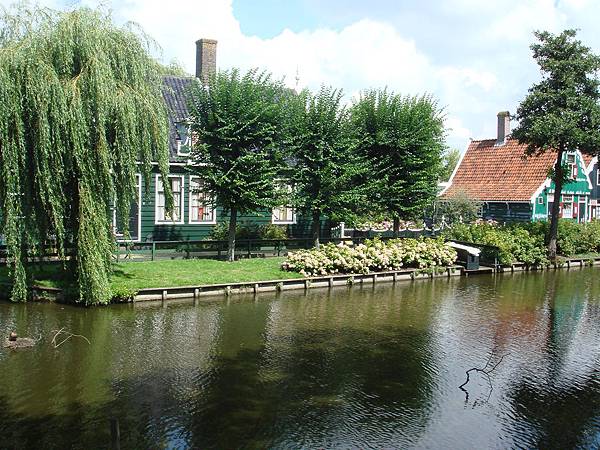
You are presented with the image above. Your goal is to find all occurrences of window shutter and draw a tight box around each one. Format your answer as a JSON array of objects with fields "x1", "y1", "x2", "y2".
[{"x1": 571, "y1": 164, "x2": 577, "y2": 179}]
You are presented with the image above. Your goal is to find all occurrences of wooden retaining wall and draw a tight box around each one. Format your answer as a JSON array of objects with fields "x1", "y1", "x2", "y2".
[{"x1": 133, "y1": 266, "x2": 463, "y2": 302}]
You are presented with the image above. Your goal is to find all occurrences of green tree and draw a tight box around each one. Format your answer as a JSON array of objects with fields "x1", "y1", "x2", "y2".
[
  {"x1": 512, "y1": 29, "x2": 600, "y2": 259},
  {"x1": 351, "y1": 89, "x2": 446, "y2": 236},
  {"x1": 434, "y1": 190, "x2": 482, "y2": 226},
  {"x1": 286, "y1": 86, "x2": 366, "y2": 247},
  {"x1": 0, "y1": 6, "x2": 170, "y2": 304},
  {"x1": 440, "y1": 148, "x2": 461, "y2": 182},
  {"x1": 187, "y1": 68, "x2": 287, "y2": 261}
]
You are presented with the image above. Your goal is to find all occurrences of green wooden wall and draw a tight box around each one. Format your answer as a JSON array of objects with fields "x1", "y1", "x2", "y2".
[
  {"x1": 532, "y1": 152, "x2": 591, "y2": 221},
  {"x1": 136, "y1": 166, "x2": 327, "y2": 242}
]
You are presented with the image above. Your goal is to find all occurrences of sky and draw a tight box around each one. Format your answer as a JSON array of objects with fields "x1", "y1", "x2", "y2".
[{"x1": 3, "y1": 0, "x2": 600, "y2": 150}]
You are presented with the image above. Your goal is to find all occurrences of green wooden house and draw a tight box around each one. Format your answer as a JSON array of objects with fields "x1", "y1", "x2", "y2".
[
  {"x1": 114, "y1": 39, "x2": 324, "y2": 243},
  {"x1": 440, "y1": 112, "x2": 594, "y2": 223}
]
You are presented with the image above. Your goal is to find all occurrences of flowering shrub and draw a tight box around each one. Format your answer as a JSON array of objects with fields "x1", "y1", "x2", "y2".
[{"x1": 281, "y1": 238, "x2": 457, "y2": 277}]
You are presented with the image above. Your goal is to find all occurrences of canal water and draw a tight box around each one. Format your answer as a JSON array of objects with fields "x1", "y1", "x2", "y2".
[{"x1": 0, "y1": 269, "x2": 599, "y2": 449}]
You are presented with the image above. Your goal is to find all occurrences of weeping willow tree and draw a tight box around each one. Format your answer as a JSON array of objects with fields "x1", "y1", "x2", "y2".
[{"x1": 0, "y1": 5, "x2": 171, "y2": 304}]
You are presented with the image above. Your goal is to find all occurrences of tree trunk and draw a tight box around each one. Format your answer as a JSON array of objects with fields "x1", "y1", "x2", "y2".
[
  {"x1": 548, "y1": 146, "x2": 565, "y2": 261},
  {"x1": 393, "y1": 217, "x2": 400, "y2": 238},
  {"x1": 227, "y1": 207, "x2": 237, "y2": 262},
  {"x1": 311, "y1": 210, "x2": 321, "y2": 249}
]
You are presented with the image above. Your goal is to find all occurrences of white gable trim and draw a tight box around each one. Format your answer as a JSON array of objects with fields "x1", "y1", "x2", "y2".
[
  {"x1": 530, "y1": 178, "x2": 551, "y2": 204},
  {"x1": 438, "y1": 141, "x2": 470, "y2": 197},
  {"x1": 585, "y1": 155, "x2": 598, "y2": 175},
  {"x1": 575, "y1": 150, "x2": 593, "y2": 189}
]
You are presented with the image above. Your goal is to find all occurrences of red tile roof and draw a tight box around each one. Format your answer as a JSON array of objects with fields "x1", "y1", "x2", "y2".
[{"x1": 441, "y1": 138, "x2": 557, "y2": 202}]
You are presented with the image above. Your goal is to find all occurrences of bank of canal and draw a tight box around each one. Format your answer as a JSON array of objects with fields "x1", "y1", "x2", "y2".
[{"x1": 1, "y1": 268, "x2": 599, "y2": 449}]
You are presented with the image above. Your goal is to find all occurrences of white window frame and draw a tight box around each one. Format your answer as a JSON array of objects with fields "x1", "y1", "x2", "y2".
[
  {"x1": 113, "y1": 174, "x2": 142, "y2": 243},
  {"x1": 155, "y1": 174, "x2": 185, "y2": 224},
  {"x1": 537, "y1": 197, "x2": 544, "y2": 205},
  {"x1": 562, "y1": 194, "x2": 574, "y2": 203},
  {"x1": 566, "y1": 154, "x2": 575, "y2": 164},
  {"x1": 562, "y1": 202, "x2": 573, "y2": 218},
  {"x1": 272, "y1": 205, "x2": 296, "y2": 225},
  {"x1": 476, "y1": 204, "x2": 483, "y2": 218},
  {"x1": 271, "y1": 182, "x2": 296, "y2": 225},
  {"x1": 188, "y1": 176, "x2": 217, "y2": 224}
]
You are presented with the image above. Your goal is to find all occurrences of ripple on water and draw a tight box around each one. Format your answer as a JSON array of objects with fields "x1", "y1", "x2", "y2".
[{"x1": 0, "y1": 269, "x2": 599, "y2": 448}]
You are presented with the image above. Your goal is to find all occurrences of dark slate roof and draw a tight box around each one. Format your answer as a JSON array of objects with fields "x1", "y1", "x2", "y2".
[{"x1": 162, "y1": 75, "x2": 194, "y2": 160}]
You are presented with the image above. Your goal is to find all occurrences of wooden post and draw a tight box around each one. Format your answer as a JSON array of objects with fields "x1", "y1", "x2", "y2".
[
  {"x1": 328, "y1": 277, "x2": 334, "y2": 288},
  {"x1": 110, "y1": 418, "x2": 120, "y2": 450},
  {"x1": 247, "y1": 239, "x2": 251, "y2": 258},
  {"x1": 194, "y1": 288, "x2": 199, "y2": 300},
  {"x1": 393, "y1": 272, "x2": 398, "y2": 283},
  {"x1": 162, "y1": 290, "x2": 167, "y2": 301},
  {"x1": 151, "y1": 242, "x2": 156, "y2": 261},
  {"x1": 373, "y1": 274, "x2": 378, "y2": 284},
  {"x1": 254, "y1": 283, "x2": 259, "y2": 295},
  {"x1": 304, "y1": 279, "x2": 309, "y2": 290}
]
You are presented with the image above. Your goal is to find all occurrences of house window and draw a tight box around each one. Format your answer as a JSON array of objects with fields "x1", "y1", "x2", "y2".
[
  {"x1": 537, "y1": 197, "x2": 544, "y2": 205},
  {"x1": 476, "y1": 204, "x2": 483, "y2": 218},
  {"x1": 597, "y1": 169, "x2": 600, "y2": 185},
  {"x1": 566, "y1": 154, "x2": 577, "y2": 179},
  {"x1": 562, "y1": 194, "x2": 573, "y2": 203},
  {"x1": 113, "y1": 174, "x2": 141, "y2": 242},
  {"x1": 176, "y1": 123, "x2": 192, "y2": 156},
  {"x1": 272, "y1": 206, "x2": 296, "y2": 224},
  {"x1": 156, "y1": 175, "x2": 184, "y2": 223},
  {"x1": 272, "y1": 182, "x2": 296, "y2": 224},
  {"x1": 189, "y1": 176, "x2": 216, "y2": 224},
  {"x1": 562, "y1": 202, "x2": 573, "y2": 218}
]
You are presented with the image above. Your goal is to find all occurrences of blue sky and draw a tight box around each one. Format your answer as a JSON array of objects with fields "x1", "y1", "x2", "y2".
[{"x1": 4, "y1": 0, "x2": 600, "y2": 150}]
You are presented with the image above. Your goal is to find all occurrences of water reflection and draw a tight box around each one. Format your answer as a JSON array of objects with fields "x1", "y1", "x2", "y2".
[{"x1": 0, "y1": 270, "x2": 599, "y2": 449}]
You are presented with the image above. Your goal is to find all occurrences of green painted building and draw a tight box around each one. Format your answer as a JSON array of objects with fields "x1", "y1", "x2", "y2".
[
  {"x1": 440, "y1": 112, "x2": 594, "y2": 223},
  {"x1": 114, "y1": 39, "x2": 324, "y2": 243}
]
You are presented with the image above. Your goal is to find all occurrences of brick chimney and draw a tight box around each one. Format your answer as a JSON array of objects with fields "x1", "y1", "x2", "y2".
[
  {"x1": 496, "y1": 111, "x2": 510, "y2": 145},
  {"x1": 195, "y1": 38, "x2": 217, "y2": 83}
]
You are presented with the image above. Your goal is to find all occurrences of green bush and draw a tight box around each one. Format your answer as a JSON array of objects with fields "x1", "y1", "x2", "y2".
[
  {"x1": 259, "y1": 224, "x2": 288, "y2": 240},
  {"x1": 523, "y1": 219, "x2": 600, "y2": 256},
  {"x1": 208, "y1": 221, "x2": 260, "y2": 240},
  {"x1": 578, "y1": 220, "x2": 600, "y2": 253},
  {"x1": 282, "y1": 238, "x2": 457, "y2": 277},
  {"x1": 443, "y1": 222, "x2": 548, "y2": 266}
]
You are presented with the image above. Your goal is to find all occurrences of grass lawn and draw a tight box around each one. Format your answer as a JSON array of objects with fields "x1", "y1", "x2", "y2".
[
  {"x1": 0, "y1": 257, "x2": 303, "y2": 296},
  {"x1": 110, "y1": 257, "x2": 302, "y2": 292}
]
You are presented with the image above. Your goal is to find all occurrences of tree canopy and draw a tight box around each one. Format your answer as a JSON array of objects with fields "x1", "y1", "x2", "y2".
[
  {"x1": 286, "y1": 86, "x2": 367, "y2": 246},
  {"x1": 0, "y1": 5, "x2": 171, "y2": 304},
  {"x1": 440, "y1": 148, "x2": 461, "y2": 182},
  {"x1": 351, "y1": 89, "x2": 446, "y2": 234},
  {"x1": 186, "y1": 68, "x2": 288, "y2": 260},
  {"x1": 512, "y1": 29, "x2": 600, "y2": 258}
]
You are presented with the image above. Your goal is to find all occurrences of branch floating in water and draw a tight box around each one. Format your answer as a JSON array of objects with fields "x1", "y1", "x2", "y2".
[
  {"x1": 459, "y1": 352, "x2": 506, "y2": 403},
  {"x1": 50, "y1": 327, "x2": 91, "y2": 348}
]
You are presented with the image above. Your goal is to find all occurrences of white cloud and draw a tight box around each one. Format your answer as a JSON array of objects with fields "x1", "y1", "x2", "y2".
[{"x1": 2, "y1": 0, "x2": 600, "y2": 150}]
